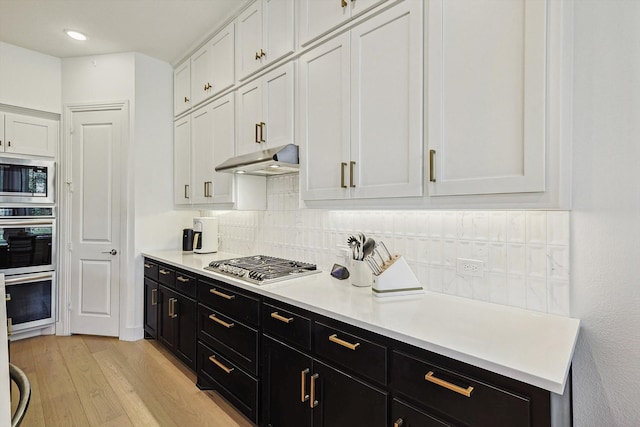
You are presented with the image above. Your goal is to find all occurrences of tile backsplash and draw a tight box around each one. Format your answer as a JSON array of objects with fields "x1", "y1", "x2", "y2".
[{"x1": 210, "y1": 175, "x2": 570, "y2": 317}]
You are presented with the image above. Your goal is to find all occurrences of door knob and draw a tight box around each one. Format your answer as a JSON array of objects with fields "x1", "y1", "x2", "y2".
[{"x1": 102, "y1": 249, "x2": 118, "y2": 255}]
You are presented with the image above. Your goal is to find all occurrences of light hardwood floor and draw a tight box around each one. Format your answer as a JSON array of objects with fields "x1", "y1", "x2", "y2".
[{"x1": 9, "y1": 335, "x2": 254, "y2": 427}]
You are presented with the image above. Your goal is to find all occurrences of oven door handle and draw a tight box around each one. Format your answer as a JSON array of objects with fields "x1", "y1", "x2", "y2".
[
  {"x1": 5, "y1": 272, "x2": 54, "y2": 285},
  {"x1": 0, "y1": 220, "x2": 54, "y2": 227}
]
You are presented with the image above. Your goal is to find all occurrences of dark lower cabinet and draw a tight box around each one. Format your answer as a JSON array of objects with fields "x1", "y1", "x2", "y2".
[
  {"x1": 262, "y1": 335, "x2": 387, "y2": 427},
  {"x1": 391, "y1": 398, "x2": 454, "y2": 427},
  {"x1": 143, "y1": 278, "x2": 158, "y2": 338},
  {"x1": 157, "y1": 284, "x2": 197, "y2": 369}
]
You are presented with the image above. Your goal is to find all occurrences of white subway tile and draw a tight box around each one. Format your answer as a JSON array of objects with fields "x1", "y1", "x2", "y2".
[
  {"x1": 457, "y1": 211, "x2": 474, "y2": 240},
  {"x1": 526, "y1": 277, "x2": 548, "y2": 313},
  {"x1": 507, "y1": 211, "x2": 526, "y2": 243},
  {"x1": 507, "y1": 244, "x2": 526, "y2": 275},
  {"x1": 428, "y1": 239, "x2": 443, "y2": 265},
  {"x1": 507, "y1": 275, "x2": 527, "y2": 309},
  {"x1": 547, "y1": 245, "x2": 570, "y2": 281},
  {"x1": 547, "y1": 280, "x2": 571, "y2": 316},
  {"x1": 526, "y1": 211, "x2": 547, "y2": 244},
  {"x1": 547, "y1": 211, "x2": 570, "y2": 246},
  {"x1": 442, "y1": 267, "x2": 457, "y2": 295},
  {"x1": 457, "y1": 274, "x2": 473, "y2": 298},
  {"x1": 489, "y1": 273, "x2": 508, "y2": 305},
  {"x1": 443, "y1": 240, "x2": 457, "y2": 266},
  {"x1": 429, "y1": 212, "x2": 443, "y2": 238},
  {"x1": 526, "y1": 244, "x2": 547, "y2": 279},
  {"x1": 473, "y1": 276, "x2": 490, "y2": 302},
  {"x1": 443, "y1": 211, "x2": 457, "y2": 239},
  {"x1": 473, "y1": 211, "x2": 490, "y2": 241},
  {"x1": 428, "y1": 265, "x2": 443, "y2": 293},
  {"x1": 489, "y1": 243, "x2": 507, "y2": 273},
  {"x1": 489, "y1": 211, "x2": 507, "y2": 242}
]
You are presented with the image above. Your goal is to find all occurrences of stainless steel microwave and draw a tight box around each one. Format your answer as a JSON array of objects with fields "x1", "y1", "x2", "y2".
[{"x1": 0, "y1": 157, "x2": 55, "y2": 204}]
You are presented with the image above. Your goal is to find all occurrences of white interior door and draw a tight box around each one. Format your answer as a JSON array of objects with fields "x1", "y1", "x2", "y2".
[{"x1": 69, "y1": 108, "x2": 122, "y2": 336}]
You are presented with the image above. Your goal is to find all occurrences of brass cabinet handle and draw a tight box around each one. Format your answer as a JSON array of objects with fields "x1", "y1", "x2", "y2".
[
  {"x1": 341, "y1": 0, "x2": 347, "y2": 7},
  {"x1": 7, "y1": 141, "x2": 11, "y2": 147},
  {"x1": 340, "y1": 162, "x2": 347, "y2": 188},
  {"x1": 209, "y1": 288, "x2": 235, "y2": 300},
  {"x1": 7, "y1": 318, "x2": 12, "y2": 336},
  {"x1": 429, "y1": 149, "x2": 436, "y2": 182},
  {"x1": 204, "y1": 82, "x2": 212, "y2": 91},
  {"x1": 151, "y1": 288, "x2": 157, "y2": 306},
  {"x1": 159, "y1": 269, "x2": 170, "y2": 275},
  {"x1": 301, "y1": 368, "x2": 310, "y2": 402},
  {"x1": 184, "y1": 184, "x2": 190, "y2": 199},
  {"x1": 171, "y1": 298, "x2": 178, "y2": 318},
  {"x1": 425, "y1": 371, "x2": 474, "y2": 397},
  {"x1": 209, "y1": 355, "x2": 234, "y2": 374},
  {"x1": 176, "y1": 276, "x2": 190, "y2": 283},
  {"x1": 310, "y1": 373, "x2": 319, "y2": 408},
  {"x1": 207, "y1": 181, "x2": 213, "y2": 197},
  {"x1": 349, "y1": 161, "x2": 356, "y2": 187},
  {"x1": 271, "y1": 311, "x2": 294, "y2": 324},
  {"x1": 394, "y1": 418, "x2": 404, "y2": 427},
  {"x1": 168, "y1": 298, "x2": 173, "y2": 318},
  {"x1": 255, "y1": 123, "x2": 260, "y2": 143},
  {"x1": 259, "y1": 122, "x2": 266, "y2": 142},
  {"x1": 184, "y1": 96, "x2": 189, "y2": 103},
  {"x1": 329, "y1": 334, "x2": 360, "y2": 350},
  {"x1": 260, "y1": 49, "x2": 266, "y2": 58},
  {"x1": 144, "y1": 263, "x2": 151, "y2": 268},
  {"x1": 255, "y1": 51, "x2": 261, "y2": 60},
  {"x1": 5, "y1": 293, "x2": 10, "y2": 302},
  {"x1": 209, "y1": 314, "x2": 235, "y2": 329}
]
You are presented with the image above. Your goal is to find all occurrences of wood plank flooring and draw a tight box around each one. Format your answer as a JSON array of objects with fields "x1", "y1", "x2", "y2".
[{"x1": 9, "y1": 335, "x2": 254, "y2": 427}]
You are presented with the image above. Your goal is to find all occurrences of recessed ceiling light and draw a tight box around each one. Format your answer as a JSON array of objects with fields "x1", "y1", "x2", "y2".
[
  {"x1": 236, "y1": 170, "x2": 246, "y2": 174},
  {"x1": 269, "y1": 164, "x2": 280, "y2": 169},
  {"x1": 64, "y1": 29, "x2": 87, "y2": 41}
]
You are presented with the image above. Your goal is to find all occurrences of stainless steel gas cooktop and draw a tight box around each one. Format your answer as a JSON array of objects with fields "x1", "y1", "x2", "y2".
[{"x1": 205, "y1": 255, "x2": 320, "y2": 285}]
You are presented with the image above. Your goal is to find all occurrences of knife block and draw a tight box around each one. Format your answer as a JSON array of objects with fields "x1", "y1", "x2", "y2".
[{"x1": 372, "y1": 256, "x2": 424, "y2": 297}]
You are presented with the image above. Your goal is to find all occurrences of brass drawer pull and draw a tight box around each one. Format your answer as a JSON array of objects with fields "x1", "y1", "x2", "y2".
[
  {"x1": 329, "y1": 334, "x2": 360, "y2": 350},
  {"x1": 176, "y1": 276, "x2": 190, "y2": 283},
  {"x1": 210, "y1": 288, "x2": 235, "y2": 300},
  {"x1": 394, "y1": 418, "x2": 404, "y2": 427},
  {"x1": 159, "y1": 269, "x2": 170, "y2": 275},
  {"x1": 209, "y1": 355, "x2": 234, "y2": 374},
  {"x1": 5, "y1": 293, "x2": 10, "y2": 302},
  {"x1": 425, "y1": 371, "x2": 474, "y2": 397},
  {"x1": 144, "y1": 263, "x2": 151, "y2": 268},
  {"x1": 209, "y1": 314, "x2": 234, "y2": 329},
  {"x1": 310, "y1": 373, "x2": 319, "y2": 408},
  {"x1": 271, "y1": 311, "x2": 294, "y2": 324},
  {"x1": 300, "y1": 368, "x2": 310, "y2": 402}
]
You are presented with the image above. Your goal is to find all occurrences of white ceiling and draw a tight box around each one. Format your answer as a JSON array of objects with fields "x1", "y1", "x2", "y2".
[{"x1": 0, "y1": 0, "x2": 249, "y2": 65}]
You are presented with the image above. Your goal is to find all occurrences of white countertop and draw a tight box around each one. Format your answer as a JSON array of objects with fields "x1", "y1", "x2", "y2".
[{"x1": 143, "y1": 250, "x2": 580, "y2": 395}]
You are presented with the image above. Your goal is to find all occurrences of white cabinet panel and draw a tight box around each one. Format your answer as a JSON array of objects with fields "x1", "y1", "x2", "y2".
[
  {"x1": 210, "y1": 94, "x2": 235, "y2": 204},
  {"x1": 174, "y1": 61, "x2": 191, "y2": 116},
  {"x1": 236, "y1": 81, "x2": 262, "y2": 156},
  {"x1": 3, "y1": 113, "x2": 58, "y2": 157},
  {"x1": 300, "y1": 34, "x2": 351, "y2": 201},
  {"x1": 264, "y1": 0, "x2": 295, "y2": 65},
  {"x1": 427, "y1": 0, "x2": 546, "y2": 196},
  {"x1": 174, "y1": 116, "x2": 191, "y2": 205},
  {"x1": 190, "y1": 107, "x2": 214, "y2": 205},
  {"x1": 301, "y1": 1, "x2": 423, "y2": 201},
  {"x1": 190, "y1": 43, "x2": 213, "y2": 107},
  {"x1": 237, "y1": 2, "x2": 264, "y2": 80}
]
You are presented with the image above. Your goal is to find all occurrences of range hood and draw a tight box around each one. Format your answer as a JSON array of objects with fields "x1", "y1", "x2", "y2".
[{"x1": 215, "y1": 144, "x2": 299, "y2": 176}]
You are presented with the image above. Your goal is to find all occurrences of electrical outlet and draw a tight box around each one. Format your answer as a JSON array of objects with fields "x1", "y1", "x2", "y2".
[{"x1": 457, "y1": 258, "x2": 484, "y2": 278}]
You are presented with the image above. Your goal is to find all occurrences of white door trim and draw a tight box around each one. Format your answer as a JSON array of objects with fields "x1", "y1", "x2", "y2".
[{"x1": 58, "y1": 101, "x2": 130, "y2": 337}]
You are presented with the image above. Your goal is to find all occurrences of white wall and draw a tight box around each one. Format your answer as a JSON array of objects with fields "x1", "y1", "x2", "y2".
[
  {"x1": 571, "y1": 1, "x2": 640, "y2": 425},
  {"x1": 62, "y1": 53, "x2": 135, "y2": 104},
  {"x1": 0, "y1": 42, "x2": 61, "y2": 113}
]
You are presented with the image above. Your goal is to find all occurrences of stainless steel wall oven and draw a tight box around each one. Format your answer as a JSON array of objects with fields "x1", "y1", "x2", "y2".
[{"x1": 1, "y1": 206, "x2": 56, "y2": 333}]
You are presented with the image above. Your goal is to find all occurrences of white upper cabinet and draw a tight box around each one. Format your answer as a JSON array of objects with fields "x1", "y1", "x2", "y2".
[
  {"x1": 209, "y1": 94, "x2": 236, "y2": 204},
  {"x1": 300, "y1": 0, "x2": 423, "y2": 201},
  {"x1": 427, "y1": 0, "x2": 546, "y2": 196},
  {"x1": 174, "y1": 115, "x2": 191, "y2": 205},
  {"x1": 2, "y1": 113, "x2": 58, "y2": 157},
  {"x1": 190, "y1": 105, "x2": 215, "y2": 205},
  {"x1": 236, "y1": 62, "x2": 294, "y2": 156},
  {"x1": 190, "y1": 22, "x2": 236, "y2": 108},
  {"x1": 174, "y1": 61, "x2": 191, "y2": 116},
  {"x1": 237, "y1": 0, "x2": 295, "y2": 81},
  {"x1": 298, "y1": 0, "x2": 386, "y2": 46}
]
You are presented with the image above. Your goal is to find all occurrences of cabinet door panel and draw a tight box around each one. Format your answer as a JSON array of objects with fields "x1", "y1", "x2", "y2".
[
  {"x1": 263, "y1": 62, "x2": 294, "y2": 148},
  {"x1": 298, "y1": 0, "x2": 350, "y2": 46},
  {"x1": 175, "y1": 294, "x2": 197, "y2": 369},
  {"x1": 174, "y1": 61, "x2": 191, "y2": 116},
  {"x1": 4, "y1": 113, "x2": 57, "y2": 157},
  {"x1": 299, "y1": 34, "x2": 350, "y2": 200},
  {"x1": 144, "y1": 278, "x2": 158, "y2": 338},
  {"x1": 174, "y1": 116, "x2": 191, "y2": 205},
  {"x1": 191, "y1": 43, "x2": 213, "y2": 106},
  {"x1": 191, "y1": 106, "x2": 214, "y2": 204},
  {"x1": 312, "y1": 359, "x2": 387, "y2": 427},
  {"x1": 237, "y1": 2, "x2": 263, "y2": 80},
  {"x1": 262, "y1": 336, "x2": 312, "y2": 427},
  {"x1": 350, "y1": 0, "x2": 423, "y2": 199},
  {"x1": 210, "y1": 22, "x2": 236, "y2": 96},
  {"x1": 157, "y1": 286, "x2": 176, "y2": 351},
  {"x1": 264, "y1": 0, "x2": 295, "y2": 64},
  {"x1": 211, "y1": 94, "x2": 235, "y2": 204},
  {"x1": 236, "y1": 81, "x2": 263, "y2": 156},
  {"x1": 391, "y1": 398, "x2": 455, "y2": 427},
  {"x1": 428, "y1": 0, "x2": 546, "y2": 195}
]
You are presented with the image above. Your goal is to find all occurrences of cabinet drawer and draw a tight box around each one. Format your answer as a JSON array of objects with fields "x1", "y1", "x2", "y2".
[
  {"x1": 198, "y1": 279, "x2": 260, "y2": 326},
  {"x1": 198, "y1": 304, "x2": 259, "y2": 375},
  {"x1": 157, "y1": 266, "x2": 175, "y2": 288},
  {"x1": 197, "y1": 341, "x2": 259, "y2": 424},
  {"x1": 391, "y1": 398, "x2": 454, "y2": 427},
  {"x1": 263, "y1": 302, "x2": 311, "y2": 350},
  {"x1": 391, "y1": 350, "x2": 531, "y2": 427},
  {"x1": 175, "y1": 271, "x2": 197, "y2": 298},
  {"x1": 143, "y1": 260, "x2": 158, "y2": 281},
  {"x1": 314, "y1": 322, "x2": 387, "y2": 386}
]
